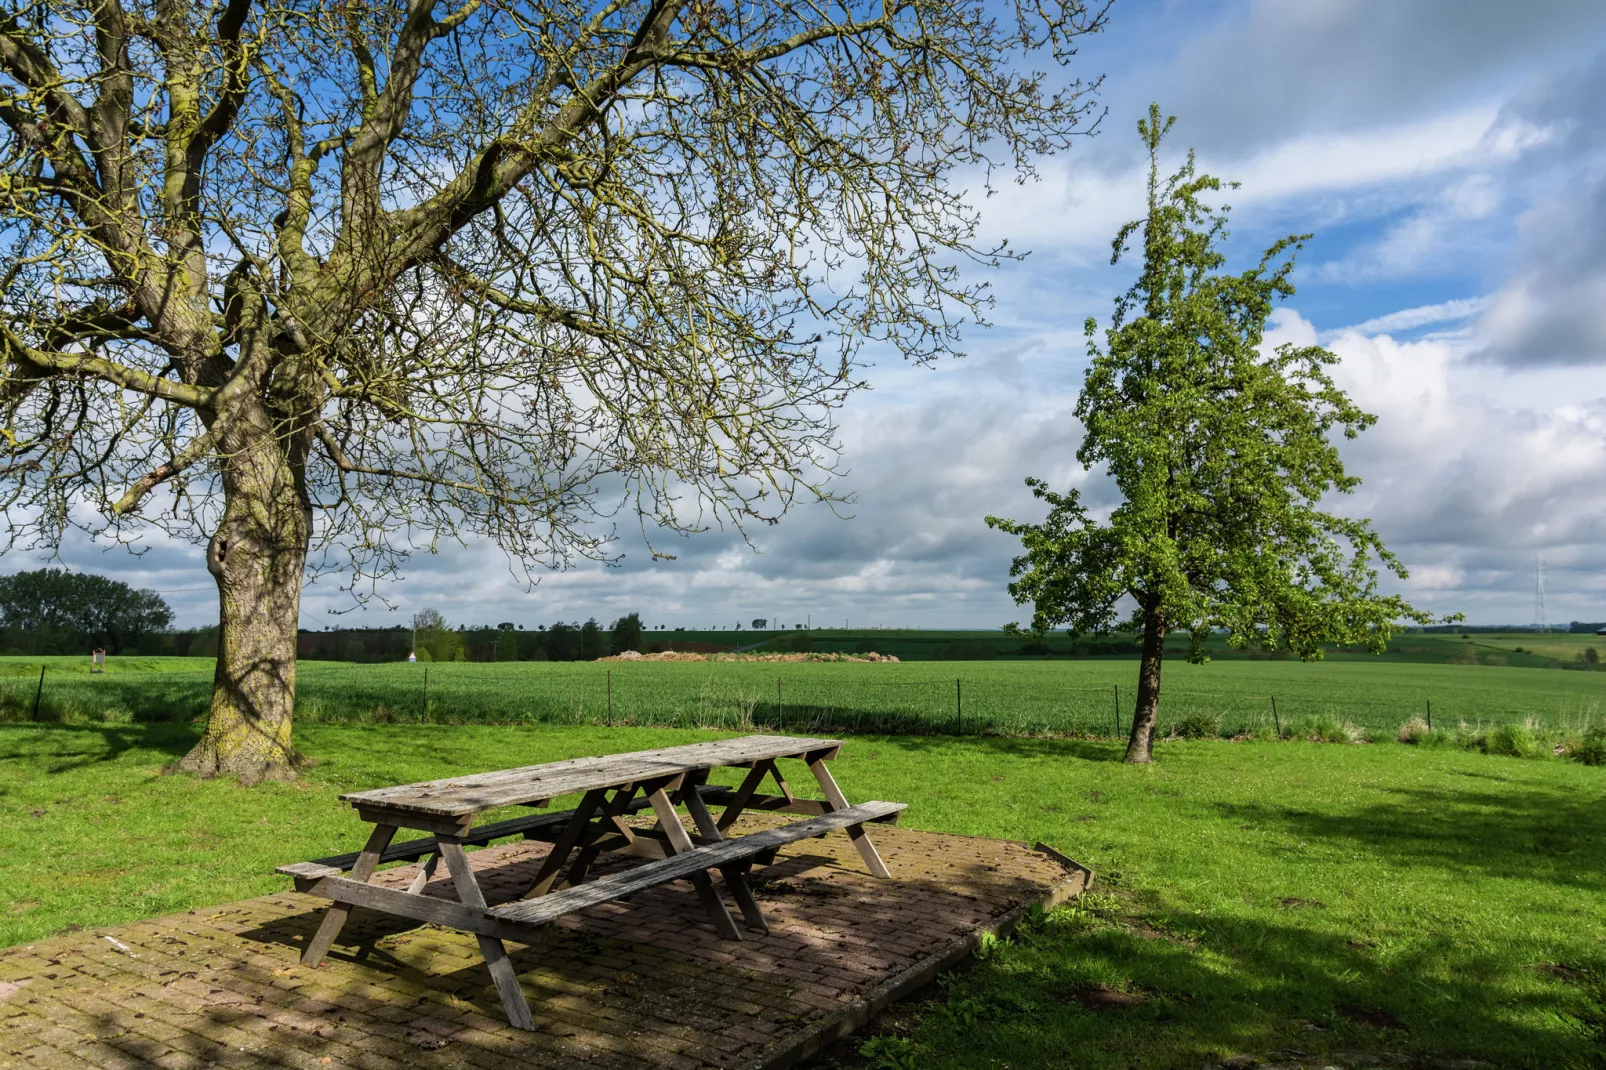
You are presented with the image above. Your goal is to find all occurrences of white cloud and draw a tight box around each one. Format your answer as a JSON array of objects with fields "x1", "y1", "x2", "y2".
[
  {"x1": 1269, "y1": 312, "x2": 1606, "y2": 621},
  {"x1": 1329, "y1": 297, "x2": 1488, "y2": 339}
]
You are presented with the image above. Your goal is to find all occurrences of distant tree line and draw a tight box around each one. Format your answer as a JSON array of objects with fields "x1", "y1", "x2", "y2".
[
  {"x1": 0, "y1": 569, "x2": 173, "y2": 654},
  {"x1": 296, "y1": 611, "x2": 650, "y2": 664}
]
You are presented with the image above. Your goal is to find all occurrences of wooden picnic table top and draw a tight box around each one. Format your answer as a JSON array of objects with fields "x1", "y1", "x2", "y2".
[{"x1": 340, "y1": 734, "x2": 843, "y2": 818}]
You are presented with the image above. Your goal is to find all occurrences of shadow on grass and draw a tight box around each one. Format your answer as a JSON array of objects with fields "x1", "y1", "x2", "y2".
[
  {"x1": 929, "y1": 899, "x2": 1606, "y2": 1070},
  {"x1": 0, "y1": 721, "x2": 200, "y2": 773},
  {"x1": 1216, "y1": 781, "x2": 1606, "y2": 894},
  {"x1": 837, "y1": 733, "x2": 1131, "y2": 764}
]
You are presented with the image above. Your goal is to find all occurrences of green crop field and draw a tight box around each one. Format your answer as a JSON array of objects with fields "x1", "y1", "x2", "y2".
[{"x1": 2, "y1": 652, "x2": 1602, "y2": 739}]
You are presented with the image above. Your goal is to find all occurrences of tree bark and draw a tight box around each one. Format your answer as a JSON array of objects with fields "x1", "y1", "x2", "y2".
[
  {"x1": 1125, "y1": 599, "x2": 1167, "y2": 764},
  {"x1": 175, "y1": 416, "x2": 310, "y2": 784}
]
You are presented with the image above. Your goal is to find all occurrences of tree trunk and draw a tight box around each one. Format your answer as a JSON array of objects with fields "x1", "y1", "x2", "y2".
[
  {"x1": 1124, "y1": 600, "x2": 1167, "y2": 764},
  {"x1": 175, "y1": 420, "x2": 310, "y2": 784}
]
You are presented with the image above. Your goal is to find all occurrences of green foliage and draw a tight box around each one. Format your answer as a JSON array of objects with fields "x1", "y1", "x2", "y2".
[
  {"x1": 610, "y1": 613, "x2": 645, "y2": 655},
  {"x1": 1290, "y1": 715, "x2": 1361, "y2": 744},
  {"x1": 986, "y1": 106, "x2": 1438, "y2": 760},
  {"x1": 1570, "y1": 725, "x2": 1606, "y2": 766},
  {"x1": 0, "y1": 569, "x2": 173, "y2": 654},
  {"x1": 580, "y1": 618, "x2": 608, "y2": 660},
  {"x1": 858, "y1": 1035, "x2": 919, "y2": 1070},
  {"x1": 1482, "y1": 721, "x2": 1547, "y2": 760},
  {"x1": 544, "y1": 622, "x2": 581, "y2": 662},
  {"x1": 769, "y1": 632, "x2": 815, "y2": 653},
  {"x1": 1167, "y1": 709, "x2": 1220, "y2": 739},
  {"x1": 412, "y1": 608, "x2": 464, "y2": 663}
]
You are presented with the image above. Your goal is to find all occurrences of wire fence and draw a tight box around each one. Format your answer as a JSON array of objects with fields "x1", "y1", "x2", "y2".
[{"x1": 3, "y1": 662, "x2": 1603, "y2": 739}]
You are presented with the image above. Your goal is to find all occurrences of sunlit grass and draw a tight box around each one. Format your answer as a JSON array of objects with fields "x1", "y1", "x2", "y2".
[{"x1": 1, "y1": 723, "x2": 1601, "y2": 1067}]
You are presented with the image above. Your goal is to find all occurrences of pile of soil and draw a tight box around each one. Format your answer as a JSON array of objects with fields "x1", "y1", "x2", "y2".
[{"x1": 598, "y1": 650, "x2": 899, "y2": 663}]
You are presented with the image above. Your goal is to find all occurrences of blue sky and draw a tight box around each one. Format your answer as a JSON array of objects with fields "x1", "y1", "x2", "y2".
[{"x1": 37, "y1": 0, "x2": 1606, "y2": 631}]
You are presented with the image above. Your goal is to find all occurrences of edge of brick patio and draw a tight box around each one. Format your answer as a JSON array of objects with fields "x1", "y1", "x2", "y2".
[{"x1": 743, "y1": 841, "x2": 1095, "y2": 1070}]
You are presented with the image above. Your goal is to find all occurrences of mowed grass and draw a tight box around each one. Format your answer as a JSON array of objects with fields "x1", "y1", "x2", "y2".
[
  {"x1": 2, "y1": 654, "x2": 1603, "y2": 738},
  {"x1": 1, "y1": 723, "x2": 1602, "y2": 1068}
]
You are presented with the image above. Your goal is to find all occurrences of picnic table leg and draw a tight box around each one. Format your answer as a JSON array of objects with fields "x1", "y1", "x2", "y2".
[
  {"x1": 647, "y1": 787, "x2": 743, "y2": 940},
  {"x1": 521, "y1": 788, "x2": 607, "y2": 898},
  {"x1": 563, "y1": 785, "x2": 642, "y2": 888},
  {"x1": 680, "y1": 775, "x2": 768, "y2": 933},
  {"x1": 715, "y1": 761, "x2": 772, "y2": 831},
  {"x1": 302, "y1": 823, "x2": 396, "y2": 967},
  {"x1": 438, "y1": 838, "x2": 537, "y2": 1032},
  {"x1": 808, "y1": 758, "x2": 891, "y2": 879},
  {"x1": 406, "y1": 851, "x2": 441, "y2": 895}
]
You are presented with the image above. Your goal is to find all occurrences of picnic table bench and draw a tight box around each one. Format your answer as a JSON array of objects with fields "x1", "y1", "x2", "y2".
[{"x1": 277, "y1": 735, "x2": 905, "y2": 1030}]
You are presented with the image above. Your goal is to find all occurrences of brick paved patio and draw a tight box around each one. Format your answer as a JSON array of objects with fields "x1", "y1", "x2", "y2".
[{"x1": 0, "y1": 818, "x2": 1088, "y2": 1070}]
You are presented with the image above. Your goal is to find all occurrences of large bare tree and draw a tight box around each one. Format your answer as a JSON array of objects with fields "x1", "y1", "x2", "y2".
[{"x1": 0, "y1": 0, "x2": 1108, "y2": 780}]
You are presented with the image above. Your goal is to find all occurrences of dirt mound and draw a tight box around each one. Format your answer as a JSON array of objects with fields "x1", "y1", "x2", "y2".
[{"x1": 598, "y1": 650, "x2": 899, "y2": 663}]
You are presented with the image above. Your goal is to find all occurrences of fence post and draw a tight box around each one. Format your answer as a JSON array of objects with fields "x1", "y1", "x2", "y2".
[
  {"x1": 607, "y1": 669, "x2": 613, "y2": 727},
  {"x1": 422, "y1": 667, "x2": 429, "y2": 724},
  {"x1": 32, "y1": 665, "x2": 45, "y2": 719},
  {"x1": 1271, "y1": 695, "x2": 1280, "y2": 738},
  {"x1": 1426, "y1": 698, "x2": 1432, "y2": 731}
]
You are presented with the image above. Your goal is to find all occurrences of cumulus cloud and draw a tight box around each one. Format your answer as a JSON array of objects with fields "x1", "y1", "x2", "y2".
[
  {"x1": 14, "y1": 3, "x2": 1606, "y2": 630},
  {"x1": 1272, "y1": 312, "x2": 1606, "y2": 620}
]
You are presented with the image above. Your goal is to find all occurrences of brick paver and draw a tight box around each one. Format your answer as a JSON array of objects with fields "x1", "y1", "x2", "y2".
[{"x1": 0, "y1": 818, "x2": 1080, "y2": 1069}]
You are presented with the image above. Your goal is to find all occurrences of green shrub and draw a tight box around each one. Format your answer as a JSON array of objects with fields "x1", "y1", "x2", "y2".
[
  {"x1": 1298, "y1": 715, "x2": 1358, "y2": 743},
  {"x1": 1482, "y1": 721, "x2": 1547, "y2": 760},
  {"x1": 1168, "y1": 709, "x2": 1221, "y2": 739},
  {"x1": 1566, "y1": 725, "x2": 1606, "y2": 766}
]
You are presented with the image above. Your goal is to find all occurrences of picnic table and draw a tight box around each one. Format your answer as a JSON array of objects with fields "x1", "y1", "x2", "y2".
[{"x1": 277, "y1": 734, "x2": 906, "y2": 1029}]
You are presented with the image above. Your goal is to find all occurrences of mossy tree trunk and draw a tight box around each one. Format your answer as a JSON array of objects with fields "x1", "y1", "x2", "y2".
[
  {"x1": 175, "y1": 391, "x2": 312, "y2": 783},
  {"x1": 1125, "y1": 600, "x2": 1167, "y2": 764}
]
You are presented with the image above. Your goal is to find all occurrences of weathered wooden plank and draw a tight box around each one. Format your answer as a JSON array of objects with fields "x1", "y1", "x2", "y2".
[
  {"x1": 809, "y1": 758, "x2": 891, "y2": 879},
  {"x1": 521, "y1": 788, "x2": 608, "y2": 898},
  {"x1": 648, "y1": 787, "x2": 742, "y2": 940},
  {"x1": 301, "y1": 823, "x2": 395, "y2": 967},
  {"x1": 339, "y1": 735, "x2": 841, "y2": 817},
  {"x1": 439, "y1": 837, "x2": 537, "y2": 1031},
  {"x1": 489, "y1": 802, "x2": 907, "y2": 927},
  {"x1": 682, "y1": 774, "x2": 769, "y2": 933},
  {"x1": 295, "y1": 874, "x2": 543, "y2": 944},
  {"x1": 306, "y1": 809, "x2": 580, "y2": 871}
]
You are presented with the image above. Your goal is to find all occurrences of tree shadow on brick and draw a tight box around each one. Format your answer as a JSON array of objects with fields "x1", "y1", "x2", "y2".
[{"x1": 223, "y1": 830, "x2": 1074, "y2": 1060}]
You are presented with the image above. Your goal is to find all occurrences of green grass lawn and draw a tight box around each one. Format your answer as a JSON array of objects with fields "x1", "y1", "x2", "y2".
[
  {"x1": 1, "y1": 723, "x2": 1601, "y2": 1068},
  {"x1": 3, "y1": 653, "x2": 1603, "y2": 738}
]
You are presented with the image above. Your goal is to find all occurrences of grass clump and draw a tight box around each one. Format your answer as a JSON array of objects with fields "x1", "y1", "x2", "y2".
[
  {"x1": 1167, "y1": 709, "x2": 1221, "y2": 739},
  {"x1": 1288, "y1": 714, "x2": 1364, "y2": 743},
  {"x1": 1483, "y1": 720, "x2": 1547, "y2": 759},
  {"x1": 1396, "y1": 716, "x2": 1451, "y2": 746},
  {"x1": 1565, "y1": 724, "x2": 1606, "y2": 766}
]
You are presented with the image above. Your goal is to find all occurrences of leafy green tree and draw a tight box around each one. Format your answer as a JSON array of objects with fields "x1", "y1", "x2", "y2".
[
  {"x1": 610, "y1": 613, "x2": 644, "y2": 655},
  {"x1": 412, "y1": 608, "x2": 463, "y2": 663},
  {"x1": 987, "y1": 106, "x2": 1436, "y2": 764},
  {"x1": 0, "y1": 568, "x2": 172, "y2": 653},
  {"x1": 0, "y1": 0, "x2": 1108, "y2": 781},
  {"x1": 545, "y1": 621, "x2": 580, "y2": 662},
  {"x1": 580, "y1": 617, "x2": 607, "y2": 660}
]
